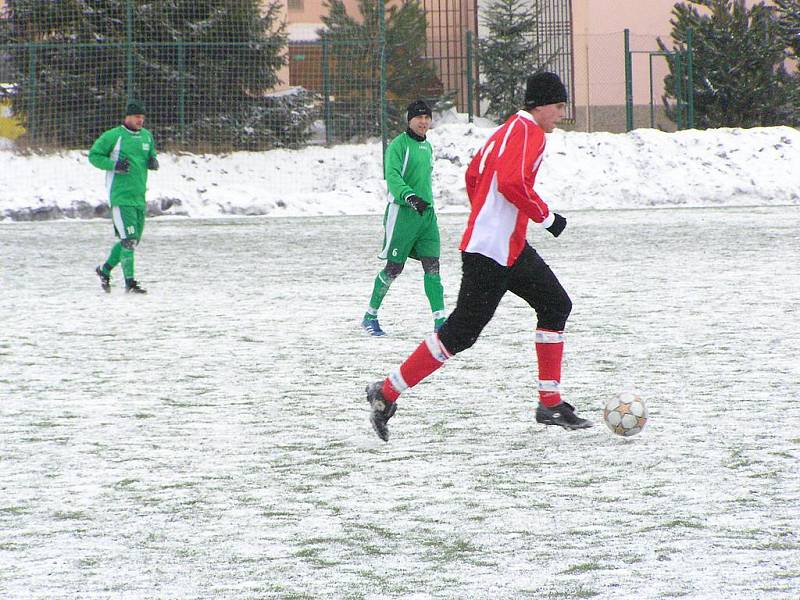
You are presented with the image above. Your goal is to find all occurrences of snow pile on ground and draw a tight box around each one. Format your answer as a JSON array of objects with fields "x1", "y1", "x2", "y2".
[{"x1": 1, "y1": 112, "x2": 798, "y2": 220}]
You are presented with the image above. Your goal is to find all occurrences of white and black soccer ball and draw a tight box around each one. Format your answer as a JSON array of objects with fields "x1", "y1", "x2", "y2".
[{"x1": 603, "y1": 391, "x2": 647, "y2": 437}]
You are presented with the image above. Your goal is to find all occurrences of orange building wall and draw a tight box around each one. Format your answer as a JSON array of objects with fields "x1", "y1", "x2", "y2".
[{"x1": 570, "y1": 0, "x2": 779, "y2": 130}]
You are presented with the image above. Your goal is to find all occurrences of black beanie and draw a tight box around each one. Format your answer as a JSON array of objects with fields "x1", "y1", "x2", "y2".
[
  {"x1": 524, "y1": 72, "x2": 567, "y2": 108},
  {"x1": 125, "y1": 99, "x2": 146, "y2": 116},
  {"x1": 406, "y1": 99, "x2": 432, "y2": 122}
]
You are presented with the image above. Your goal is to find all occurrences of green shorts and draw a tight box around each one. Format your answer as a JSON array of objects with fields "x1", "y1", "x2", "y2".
[
  {"x1": 111, "y1": 205, "x2": 146, "y2": 242},
  {"x1": 378, "y1": 202, "x2": 440, "y2": 263}
]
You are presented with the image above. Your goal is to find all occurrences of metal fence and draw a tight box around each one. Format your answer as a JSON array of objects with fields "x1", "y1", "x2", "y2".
[
  {"x1": 534, "y1": 0, "x2": 576, "y2": 123},
  {"x1": 422, "y1": 0, "x2": 478, "y2": 116},
  {"x1": 0, "y1": 0, "x2": 692, "y2": 153},
  {"x1": 570, "y1": 30, "x2": 685, "y2": 133},
  {"x1": 0, "y1": 0, "x2": 367, "y2": 150}
]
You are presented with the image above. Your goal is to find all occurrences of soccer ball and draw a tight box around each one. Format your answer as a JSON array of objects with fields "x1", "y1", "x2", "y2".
[{"x1": 603, "y1": 391, "x2": 648, "y2": 437}]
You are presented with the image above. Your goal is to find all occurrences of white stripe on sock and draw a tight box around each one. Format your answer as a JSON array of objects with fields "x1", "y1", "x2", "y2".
[
  {"x1": 538, "y1": 380, "x2": 560, "y2": 392},
  {"x1": 425, "y1": 333, "x2": 451, "y2": 363},
  {"x1": 535, "y1": 329, "x2": 564, "y2": 344},
  {"x1": 389, "y1": 368, "x2": 409, "y2": 392}
]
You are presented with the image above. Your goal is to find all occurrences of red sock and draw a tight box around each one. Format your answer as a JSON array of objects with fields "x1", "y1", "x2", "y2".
[
  {"x1": 381, "y1": 334, "x2": 452, "y2": 402},
  {"x1": 536, "y1": 329, "x2": 564, "y2": 407}
]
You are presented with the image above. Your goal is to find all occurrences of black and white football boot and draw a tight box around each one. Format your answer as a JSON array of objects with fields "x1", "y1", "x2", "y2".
[
  {"x1": 95, "y1": 266, "x2": 111, "y2": 293},
  {"x1": 366, "y1": 381, "x2": 397, "y2": 442},
  {"x1": 535, "y1": 401, "x2": 593, "y2": 430},
  {"x1": 125, "y1": 279, "x2": 147, "y2": 294}
]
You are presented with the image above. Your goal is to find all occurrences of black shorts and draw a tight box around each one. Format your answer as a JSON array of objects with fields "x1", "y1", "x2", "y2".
[{"x1": 438, "y1": 244, "x2": 572, "y2": 355}]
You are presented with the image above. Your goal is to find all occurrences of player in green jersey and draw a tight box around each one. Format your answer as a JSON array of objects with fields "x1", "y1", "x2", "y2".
[
  {"x1": 361, "y1": 100, "x2": 446, "y2": 336},
  {"x1": 90, "y1": 99, "x2": 158, "y2": 294}
]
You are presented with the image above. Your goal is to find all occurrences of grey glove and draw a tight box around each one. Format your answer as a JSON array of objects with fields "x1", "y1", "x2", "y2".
[
  {"x1": 147, "y1": 156, "x2": 159, "y2": 171},
  {"x1": 114, "y1": 157, "x2": 130, "y2": 174},
  {"x1": 546, "y1": 213, "x2": 567, "y2": 237},
  {"x1": 406, "y1": 194, "x2": 428, "y2": 215}
]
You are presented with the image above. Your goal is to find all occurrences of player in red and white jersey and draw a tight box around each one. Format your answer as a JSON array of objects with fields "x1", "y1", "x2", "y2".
[
  {"x1": 461, "y1": 97, "x2": 554, "y2": 266},
  {"x1": 365, "y1": 73, "x2": 592, "y2": 441}
]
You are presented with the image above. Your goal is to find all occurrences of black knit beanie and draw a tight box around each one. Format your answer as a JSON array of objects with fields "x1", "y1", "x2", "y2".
[
  {"x1": 524, "y1": 72, "x2": 567, "y2": 108},
  {"x1": 406, "y1": 99, "x2": 432, "y2": 122},
  {"x1": 125, "y1": 99, "x2": 146, "y2": 116}
]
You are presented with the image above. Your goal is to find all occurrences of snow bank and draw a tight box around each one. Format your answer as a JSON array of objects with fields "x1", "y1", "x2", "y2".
[{"x1": 1, "y1": 118, "x2": 798, "y2": 220}]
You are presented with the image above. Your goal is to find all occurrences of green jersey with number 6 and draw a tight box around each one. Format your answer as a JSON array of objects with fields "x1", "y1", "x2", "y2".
[{"x1": 89, "y1": 125, "x2": 157, "y2": 208}]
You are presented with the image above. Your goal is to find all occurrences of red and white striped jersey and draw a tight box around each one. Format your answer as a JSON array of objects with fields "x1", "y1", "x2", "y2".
[{"x1": 459, "y1": 110, "x2": 556, "y2": 266}]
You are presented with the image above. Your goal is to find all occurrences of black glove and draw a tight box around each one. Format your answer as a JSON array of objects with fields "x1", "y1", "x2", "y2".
[
  {"x1": 147, "y1": 156, "x2": 159, "y2": 171},
  {"x1": 546, "y1": 213, "x2": 567, "y2": 237},
  {"x1": 406, "y1": 194, "x2": 428, "y2": 215},
  {"x1": 114, "y1": 157, "x2": 130, "y2": 174}
]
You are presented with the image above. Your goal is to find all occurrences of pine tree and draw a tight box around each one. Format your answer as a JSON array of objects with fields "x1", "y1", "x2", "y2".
[
  {"x1": 773, "y1": 0, "x2": 800, "y2": 124},
  {"x1": 477, "y1": 0, "x2": 548, "y2": 122},
  {"x1": 319, "y1": 0, "x2": 449, "y2": 141},
  {"x1": 658, "y1": 0, "x2": 797, "y2": 128},
  {"x1": 774, "y1": 0, "x2": 800, "y2": 59},
  {"x1": 2, "y1": 0, "x2": 294, "y2": 149}
]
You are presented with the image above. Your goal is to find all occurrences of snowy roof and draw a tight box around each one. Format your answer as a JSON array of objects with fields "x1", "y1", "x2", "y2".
[{"x1": 287, "y1": 22, "x2": 326, "y2": 43}]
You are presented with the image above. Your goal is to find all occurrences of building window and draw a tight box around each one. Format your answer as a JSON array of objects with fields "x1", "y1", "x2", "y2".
[{"x1": 288, "y1": 0, "x2": 304, "y2": 10}]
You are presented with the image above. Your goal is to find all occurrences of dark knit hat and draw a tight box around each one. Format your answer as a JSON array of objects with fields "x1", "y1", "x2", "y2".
[
  {"x1": 125, "y1": 99, "x2": 146, "y2": 116},
  {"x1": 524, "y1": 72, "x2": 567, "y2": 108},
  {"x1": 406, "y1": 99, "x2": 432, "y2": 122}
]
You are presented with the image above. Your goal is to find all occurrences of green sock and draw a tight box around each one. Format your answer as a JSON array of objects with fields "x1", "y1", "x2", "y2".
[
  {"x1": 365, "y1": 271, "x2": 393, "y2": 320},
  {"x1": 103, "y1": 242, "x2": 122, "y2": 273},
  {"x1": 120, "y1": 247, "x2": 135, "y2": 280},
  {"x1": 424, "y1": 272, "x2": 446, "y2": 326}
]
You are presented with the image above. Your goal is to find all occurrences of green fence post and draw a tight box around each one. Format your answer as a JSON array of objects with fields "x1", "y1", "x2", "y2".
[
  {"x1": 126, "y1": 0, "x2": 134, "y2": 100},
  {"x1": 674, "y1": 52, "x2": 684, "y2": 130},
  {"x1": 378, "y1": 0, "x2": 388, "y2": 160},
  {"x1": 177, "y1": 38, "x2": 185, "y2": 142},
  {"x1": 27, "y1": 43, "x2": 37, "y2": 139},
  {"x1": 466, "y1": 30, "x2": 474, "y2": 124},
  {"x1": 648, "y1": 53, "x2": 655, "y2": 129},
  {"x1": 686, "y1": 28, "x2": 695, "y2": 129},
  {"x1": 624, "y1": 28, "x2": 633, "y2": 132},
  {"x1": 321, "y1": 38, "x2": 331, "y2": 145}
]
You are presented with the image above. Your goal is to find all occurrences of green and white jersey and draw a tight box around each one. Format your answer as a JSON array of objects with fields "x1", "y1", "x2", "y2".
[
  {"x1": 88, "y1": 125, "x2": 156, "y2": 208},
  {"x1": 384, "y1": 130, "x2": 434, "y2": 208}
]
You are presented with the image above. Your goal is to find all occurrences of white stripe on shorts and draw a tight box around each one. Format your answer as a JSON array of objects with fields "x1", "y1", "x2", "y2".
[
  {"x1": 111, "y1": 206, "x2": 127, "y2": 240},
  {"x1": 378, "y1": 202, "x2": 401, "y2": 260}
]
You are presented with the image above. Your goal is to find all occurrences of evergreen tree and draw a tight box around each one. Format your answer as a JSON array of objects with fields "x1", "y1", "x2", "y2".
[
  {"x1": 477, "y1": 0, "x2": 549, "y2": 122},
  {"x1": 658, "y1": 0, "x2": 797, "y2": 128},
  {"x1": 319, "y1": 0, "x2": 449, "y2": 141},
  {"x1": 774, "y1": 0, "x2": 800, "y2": 58},
  {"x1": 774, "y1": 0, "x2": 800, "y2": 123},
  {"x1": 1, "y1": 0, "x2": 296, "y2": 149}
]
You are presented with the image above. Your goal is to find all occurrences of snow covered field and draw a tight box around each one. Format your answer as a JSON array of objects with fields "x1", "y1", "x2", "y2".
[{"x1": 1, "y1": 207, "x2": 799, "y2": 599}]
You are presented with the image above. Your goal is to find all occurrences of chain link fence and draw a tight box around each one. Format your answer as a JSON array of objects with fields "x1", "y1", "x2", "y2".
[
  {"x1": 0, "y1": 0, "x2": 688, "y2": 154},
  {"x1": 0, "y1": 0, "x2": 473, "y2": 152},
  {"x1": 0, "y1": 0, "x2": 328, "y2": 151},
  {"x1": 570, "y1": 31, "x2": 676, "y2": 133}
]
